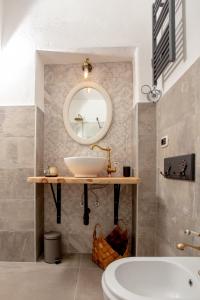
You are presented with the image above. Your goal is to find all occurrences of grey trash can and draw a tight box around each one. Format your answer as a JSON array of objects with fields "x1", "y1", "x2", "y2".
[{"x1": 44, "y1": 231, "x2": 62, "y2": 264}]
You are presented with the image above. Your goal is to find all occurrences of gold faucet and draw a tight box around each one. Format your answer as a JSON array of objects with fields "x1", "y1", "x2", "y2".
[
  {"x1": 91, "y1": 144, "x2": 116, "y2": 176},
  {"x1": 176, "y1": 243, "x2": 200, "y2": 252},
  {"x1": 176, "y1": 229, "x2": 200, "y2": 252}
]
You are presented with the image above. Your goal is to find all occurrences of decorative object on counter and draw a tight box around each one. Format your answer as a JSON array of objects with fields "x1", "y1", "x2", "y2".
[
  {"x1": 123, "y1": 166, "x2": 131, "y2": 177},
  {"x1": 44, "y1": 166, "x2": 58, "y2": 177},
  {"x1": 82, "y1": 58, "x2": 93, "y2": 79},
  {"x1": 141, "y1": 84, "x2": 162, "y2": 102},
  {"x1": 44, "y1": 231, "x2": 62, "y2": 264},
  {"x1": 63, "y1": 81, "x2": 112, "y2": 145},
  {"x1": 91, "y1": 144, "x2": 116, "y2": 176},
  {"x1": 92, "y1": 221, "x2": 129, "y2": 270},
  {"x1": 160, "y1": 154, "x2": 195, "y2": 181}
]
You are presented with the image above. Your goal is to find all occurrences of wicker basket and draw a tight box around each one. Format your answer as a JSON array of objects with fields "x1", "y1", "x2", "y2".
[{"x1": 92, "y1": 222, "x2": 129, "y2": 269}]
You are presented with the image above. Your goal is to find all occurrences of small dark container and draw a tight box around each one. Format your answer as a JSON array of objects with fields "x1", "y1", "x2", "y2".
[{"x1": 123, "y1": 166, "x2": 131, "y2": 177}]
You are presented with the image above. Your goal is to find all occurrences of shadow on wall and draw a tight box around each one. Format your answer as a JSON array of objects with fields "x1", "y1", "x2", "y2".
[
  {"x1": 162, "y1": 0, "x2": 186, "y2": 86},
  {"x1": 1, "y1": 0, "x2": 34, "y2": 47}
]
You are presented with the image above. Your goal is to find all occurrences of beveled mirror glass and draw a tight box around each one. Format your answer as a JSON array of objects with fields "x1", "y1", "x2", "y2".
[{"x1": 63, "y1": 82, "x2": 112, "y2": 144}]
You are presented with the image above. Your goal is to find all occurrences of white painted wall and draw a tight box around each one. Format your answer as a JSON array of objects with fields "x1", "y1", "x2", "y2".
[
  {"x1": 0, "y1": 0, "x2": 3, "y2": 48},
  {"x1": 0, "y1": 0, "x2": 199, "y2": 108},
  {"x1": 0, "y1": 0, "x2": 153, "y2": 108}
]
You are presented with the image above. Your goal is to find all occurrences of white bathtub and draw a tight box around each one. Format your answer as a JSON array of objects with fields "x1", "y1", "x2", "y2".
[{"x1": 102, "y1": 257, "x2": 200, "y2": 300}]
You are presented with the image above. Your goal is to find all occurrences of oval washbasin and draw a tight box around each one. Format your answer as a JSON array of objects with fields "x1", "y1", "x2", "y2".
[
  {"x1": 116, "y1": 261, "x2": 199, "y2": 299},
  {"x1": 103, "y1": 257, "x2": 200, "y2": 300},
  {"x1": 64, "y1": 156, "x2": 106, "y2": 177}
]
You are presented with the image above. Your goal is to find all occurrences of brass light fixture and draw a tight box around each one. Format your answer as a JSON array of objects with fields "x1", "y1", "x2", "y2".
[{"x1": 82, "y1": 58, "x2": 93, "y2": 79}]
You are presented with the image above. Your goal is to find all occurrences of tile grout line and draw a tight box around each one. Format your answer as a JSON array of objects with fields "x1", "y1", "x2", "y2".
[{"x1": 73, "y1": 254, "x2": 81, "y2": 300}]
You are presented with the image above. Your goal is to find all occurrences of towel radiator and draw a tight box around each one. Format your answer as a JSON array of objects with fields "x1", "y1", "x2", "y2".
[{"x1": 152, "y1": 0, "x2": 176, "y2": 85}]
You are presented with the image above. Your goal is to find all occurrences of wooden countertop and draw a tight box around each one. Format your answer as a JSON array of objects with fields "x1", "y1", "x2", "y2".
[{"x1": 27, "y1": 176, "x2": 141, "y2": 185}]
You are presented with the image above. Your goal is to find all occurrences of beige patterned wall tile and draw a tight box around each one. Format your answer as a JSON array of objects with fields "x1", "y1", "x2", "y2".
[
  {"x1": 156, "y1": 57, "x2": 200, "y2": 257},
  {"x1": 0, "y1": 137, "x2": 34, "y2": 169},
  {"x1": 134, "y1": 103, "x2": 157, "y2": 256},
  {"x1": 44, "y1": 62, "x2": 134, "y2": 253},
  {"x1": 0, "y1": 106, "x2": 35, "y2": 137},
  {"x1": 0, "y1": 231, "x2": 34, "y2": 262},
  {"x1": 0, "y1": 200, "x2": 34, "y2": 231},
  {"x1": 0, "y1": 106, "x2": 36, "y2": 261},
  {"x1": 0, "y1": 168, "x2": 34, "y2": 200},
  {"x1": 35, "y1": 107, "x2": 45, "y2": 259},
  {"x1": 36, "y1": 107, "x2": 44, "y2": 176}
]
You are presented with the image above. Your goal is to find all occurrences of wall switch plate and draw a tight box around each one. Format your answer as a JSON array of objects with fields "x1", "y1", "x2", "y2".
[{"x1": 161, "y1": 136, "x2": 168, "y2": 148}]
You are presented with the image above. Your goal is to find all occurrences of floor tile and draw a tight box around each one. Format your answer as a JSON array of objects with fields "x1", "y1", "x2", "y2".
[
  {"x1": 80, "y1": 253, "x2": 99, "y2": 269},
  {"x1": 0, "y1": 263, "x2": 78, "y2": 300},
  {"x1": 75, "y1": 267, "x2": 104, "y2": 300},
  {"x1": 0, "y1": 254, "x2": 104, "y2": 300}
]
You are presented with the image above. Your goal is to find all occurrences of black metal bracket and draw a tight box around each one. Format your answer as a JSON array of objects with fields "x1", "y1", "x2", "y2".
[
  {"x1": 114, "y1": 184, "x2": 121, "y2": 225},
  {"x1": 50, "y1": 183, "x2": 61, "y2": 224},
  {"x1": 48, "y1": 183, "x2": 121, "y2": 226},
  {"x1": 83, "y1": 184, "x2": 91, "y2": 225}
]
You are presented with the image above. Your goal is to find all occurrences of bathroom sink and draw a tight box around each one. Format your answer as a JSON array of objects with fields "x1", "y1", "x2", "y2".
[
  {"x1": 102, "y1": 257, "x2": 200, "y2": 300},
  {"x1": 64, "y1": 156, "x2": 106, "y2": 177}
]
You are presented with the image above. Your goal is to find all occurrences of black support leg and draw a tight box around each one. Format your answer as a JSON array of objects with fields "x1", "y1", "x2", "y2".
[
  {"x1": 114, "y1": 184, "x2": 120, "y2": 225},
  {"x1": 83, "y1": 184, "x2": 90, "y2": 225},
  {"x1": 57, "y1": 184, "x2": 61, "y2": 224},
  {"x1": 50, "y1": 183, "x2": 61, "y2": 224}
]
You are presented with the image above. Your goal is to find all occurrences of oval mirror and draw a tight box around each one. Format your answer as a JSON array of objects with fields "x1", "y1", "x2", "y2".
[{"x1": 63, "y1": 82, "x2": 112, "y2": 144}]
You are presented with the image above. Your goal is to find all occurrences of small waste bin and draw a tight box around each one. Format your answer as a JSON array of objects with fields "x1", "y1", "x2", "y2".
[{"x1": 44, "y1": 231, "x2": 62, "y2": 264}]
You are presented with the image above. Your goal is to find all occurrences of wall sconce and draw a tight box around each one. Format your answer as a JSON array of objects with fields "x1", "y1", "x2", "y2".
[{"x1": 82, "y1": 58, "x2": 93, "y2": 79}]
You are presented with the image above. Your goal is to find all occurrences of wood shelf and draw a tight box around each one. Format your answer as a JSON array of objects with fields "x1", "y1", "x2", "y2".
[
  {"x1": 27, "y1": 176, "x2": 140, "y2": 225},
  {"x1": 27, "y1": 176, "x2": 141, "y2": 185}
]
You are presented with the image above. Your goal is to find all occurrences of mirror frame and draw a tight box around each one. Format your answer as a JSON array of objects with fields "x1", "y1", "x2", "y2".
[{"x1": 63, "y1": 81, "x2": 112, "y2": 145}]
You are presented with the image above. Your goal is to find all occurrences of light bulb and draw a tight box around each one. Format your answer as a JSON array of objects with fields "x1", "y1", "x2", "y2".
[{"x1": 84, "y1": 68, "x2": 88, "y2": 79}]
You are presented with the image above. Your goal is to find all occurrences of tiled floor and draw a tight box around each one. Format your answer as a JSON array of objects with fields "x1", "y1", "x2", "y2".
[{"x1": 0, "y1": 254, "x2": 104, "y2": 300}]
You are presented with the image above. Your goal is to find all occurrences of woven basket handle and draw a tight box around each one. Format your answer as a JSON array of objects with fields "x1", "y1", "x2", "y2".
[{"x1": 93, "y1": 223, "x2": 104, "y2": 239}]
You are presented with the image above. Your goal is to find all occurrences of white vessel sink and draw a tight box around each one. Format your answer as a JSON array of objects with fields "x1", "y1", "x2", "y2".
[
  {"x1": 64, "y1": 156, "x2": 106, "y2": 177},
  {"x1": 102, "y1": 257, "x2": 200, "y2": 300}
]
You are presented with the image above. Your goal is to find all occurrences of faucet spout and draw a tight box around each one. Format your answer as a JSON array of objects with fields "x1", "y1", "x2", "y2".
[
  {"x1": 90, "y1": 144, "x2": 116, "y2": 176},
  {"x1": 90, "y1": 144, "x2": 110, "y2": 152},
  {"x1": 176, "y1": 242, "x2": 200, "y2": 251}
]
